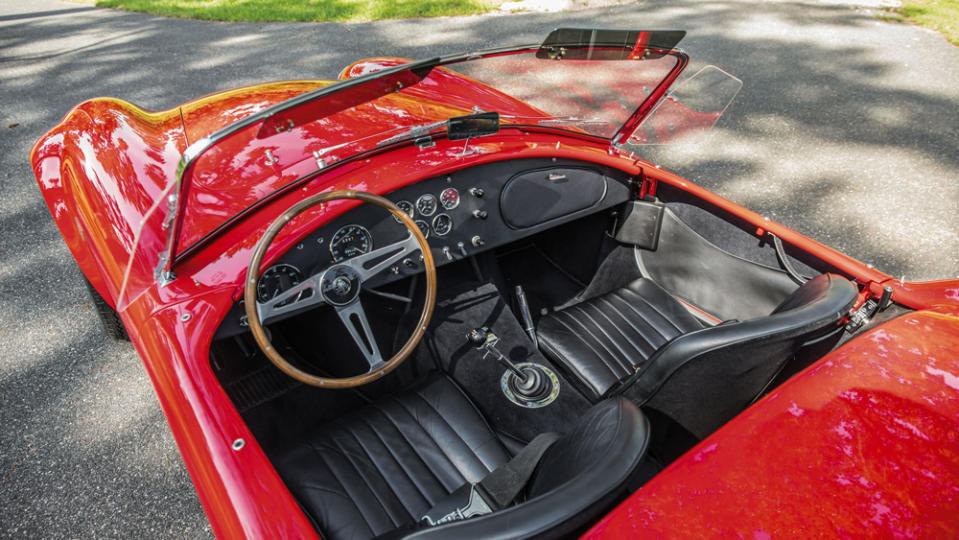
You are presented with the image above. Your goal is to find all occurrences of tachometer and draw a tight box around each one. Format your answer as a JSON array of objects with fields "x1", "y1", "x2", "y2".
[
  {"x1": 416, "y1": 194, "x2": 438, "y2": 217},
  {"x1": 257, "y1": 264, "x2": 304, "y2": 303},
  {"x1": 440, "y1": 188, "x2": 460, "y2": 210},
  {"x1": 330, "y1": 224, "x2": 372, "y2": 262},
  {"x1": 392, "y1": 200, "x2": 415, "y2": 223}
]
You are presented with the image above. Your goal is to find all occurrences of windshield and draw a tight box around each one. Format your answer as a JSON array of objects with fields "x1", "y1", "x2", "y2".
[{"x1": 135, "y1": 30, "x2": 722, "y2": 295}]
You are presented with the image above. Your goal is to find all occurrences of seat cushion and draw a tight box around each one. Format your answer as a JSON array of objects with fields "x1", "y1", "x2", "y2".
[
  {"x1": 406, "y1": 397, "x2": 651, "y2": 539},
  {"x1": 272, "y1": 375, "x2": 510, "y2": 540},
  {"x1": 537, "y1": 278, "x2": 704, "y2": 398}
]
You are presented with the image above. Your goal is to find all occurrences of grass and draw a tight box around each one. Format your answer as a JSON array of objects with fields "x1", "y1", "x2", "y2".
[
  {"x1": 94, "y1": 0, "x2": 505, "y2": 23},
  {"x1": 882, "y1": 0, "x2": 959, "y2": 46}
]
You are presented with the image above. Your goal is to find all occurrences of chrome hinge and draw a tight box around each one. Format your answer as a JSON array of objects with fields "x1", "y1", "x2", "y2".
[
  {"x1": 414, "y1": 134, "x2": 435, "y2": 149},
  {"x1": 845, "y1": 299, "x2": 878, "y2": 333}
]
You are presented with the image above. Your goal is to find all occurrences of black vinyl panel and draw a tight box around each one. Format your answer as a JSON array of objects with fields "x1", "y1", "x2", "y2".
[
  {"x1": 500, "y1": 166, "x2": 608, "y2": 229},
  {"x1": 656, "y1": 183, "x2": 822, "y2": 277},
  {"x1": 638, "y1": 208, "x2": 799, "y2": 321}
]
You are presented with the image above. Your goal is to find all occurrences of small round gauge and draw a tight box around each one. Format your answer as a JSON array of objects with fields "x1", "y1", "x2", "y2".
[
  {"x1": 416, "y1": 194, "x2": 438, "y2": 217},
  {"x1": 432, "y1": 214, "x2": 453, "y2": 236},
  {"x1": 392, "y1": 200, "x2": 415, "y2": 223},
  {"x1": 440, "y1": 188, "x2": 460, "y2": 210},
  {"x1": 257, "y1": 264, "x2": 303, "y2": 303},
  {"x1": 414, "y1": 220, "x2": 431, "y2": 239},
  {"x1": 330, "y1": 224, "x2": 372, "y2": 262}
]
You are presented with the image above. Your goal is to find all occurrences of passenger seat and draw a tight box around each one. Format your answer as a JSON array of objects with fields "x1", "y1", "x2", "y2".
[{"x1": 537, "y1": 274, "x2": 858, "y2": 438}]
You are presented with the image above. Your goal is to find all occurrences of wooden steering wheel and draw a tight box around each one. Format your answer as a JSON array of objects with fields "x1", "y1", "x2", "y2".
[{"x1": 244, "y1": 190, "x2": 436, "y2": 388}]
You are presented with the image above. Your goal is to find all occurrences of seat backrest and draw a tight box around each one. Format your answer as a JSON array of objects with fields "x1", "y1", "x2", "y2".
[
  {"x1": 404, "y1": 398, "x2": 650, "y2": 540},
  {"x1": 627, "y1": 273, "x2": 858, "y2": 439}
]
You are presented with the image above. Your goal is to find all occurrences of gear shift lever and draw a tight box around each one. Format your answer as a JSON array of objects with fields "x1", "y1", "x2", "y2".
[
  {"x1": 467, "y1": 327, "x2": 555, "y2": 404},
  {"x1": 467, "y1": 327, "x2": 529, "y2": 382}
]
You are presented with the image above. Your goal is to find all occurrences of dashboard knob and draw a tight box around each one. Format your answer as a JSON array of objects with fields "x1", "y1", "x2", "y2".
[
  {"x1": 471, "y1": 235, "x2": 485, "y2": 247},
  {"x1": 468, "y1": 187, "x2": 485, "y2": 197},
  {"x1": 472, "y1": 209, "x2": 488, "y2": 219}
]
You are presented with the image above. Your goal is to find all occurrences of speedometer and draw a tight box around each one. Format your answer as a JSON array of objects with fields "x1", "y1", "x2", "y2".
[{"x1": 330, "y1": 224, "x2": 372, "y2": 262}]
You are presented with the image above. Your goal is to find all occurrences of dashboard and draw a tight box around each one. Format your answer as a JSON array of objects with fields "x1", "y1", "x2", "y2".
[{"x1": 217, "y1": 157, "x2": 632, "y2": 339}]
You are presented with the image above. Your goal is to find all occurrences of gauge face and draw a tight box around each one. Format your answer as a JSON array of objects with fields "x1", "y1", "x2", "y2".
[
  {"x1": 432, "y1": 214, "x2": 453, "y2": 236},
  {"x1": 440, "y1": 188, "x2": 460, "y2": 210},
  {"x1": 330, "y1": 224, "x2": 372, "y2": 262},
  {"x1": 414, "y1": 220, "x2": 431, "y2": 239},
  {"x1": 393, "y1": 200, "x2": 415, "y2": 223},
  {"x1": 257, "y1": 264, "x2": 303, "y2": 303},
  {"x1": 416, "y1": 194, "x2": 438, "y2": 217}
]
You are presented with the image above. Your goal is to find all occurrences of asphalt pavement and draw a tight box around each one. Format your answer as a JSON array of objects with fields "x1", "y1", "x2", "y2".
[{"x1": 1, "y1": 0, "x2": 957, "y2": 537}]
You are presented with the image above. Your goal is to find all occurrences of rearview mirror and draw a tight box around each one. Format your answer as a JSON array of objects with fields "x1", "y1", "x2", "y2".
[{"x1": 447, "y1": 112, "x2": 499, "y2": 141}]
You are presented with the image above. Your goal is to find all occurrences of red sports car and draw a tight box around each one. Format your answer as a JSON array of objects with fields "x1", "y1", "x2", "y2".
[{"x1": 30, "y1": 29, "x2": 959, "y2": 538}]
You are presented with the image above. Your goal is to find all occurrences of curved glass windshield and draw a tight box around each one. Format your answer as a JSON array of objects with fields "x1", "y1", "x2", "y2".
[
  {"x1": 118, "y1": 30, "x2": 736, "y2": 303},
  {"x1": 170, "y1": 44, "x2": 684, "y2": 262}
]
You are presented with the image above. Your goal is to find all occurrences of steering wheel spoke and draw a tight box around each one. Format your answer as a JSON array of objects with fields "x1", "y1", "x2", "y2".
[
  {"x1": 257, "y1": 275, "x2": 325, "y2": 324},
  {"x1": 347, "y1": 232, "x2": 420, "y2": 281},
  {"x1": 334, "y1": 299, "x2": 385, "y2": 371}
]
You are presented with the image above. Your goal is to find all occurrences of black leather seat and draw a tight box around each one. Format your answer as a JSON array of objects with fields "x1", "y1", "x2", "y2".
[
  {"x1": 537, "y1": 274, "x2": 858, "y2": 438},
  {"x1": 272, "y1": 375, "x2": 650, "y2": 540},
  {"x1": 537, "y1": 279, "x2": 705, "y2": 398}
]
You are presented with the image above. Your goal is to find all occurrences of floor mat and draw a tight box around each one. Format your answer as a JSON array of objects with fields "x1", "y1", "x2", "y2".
[
  {"x1": 224, "y1": 363, "x2": 302, "y2": 414},
  {"x1": 497, "y1": 245, "x2": 584, "y2": 321},
  {"x1": 415, "y1": 282, "x2": 592, "y2": 443}
]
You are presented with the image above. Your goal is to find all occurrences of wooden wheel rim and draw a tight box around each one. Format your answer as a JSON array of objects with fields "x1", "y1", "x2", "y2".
[{"x1": 244, "y1": 190, "x2": 437, "y2": 388}]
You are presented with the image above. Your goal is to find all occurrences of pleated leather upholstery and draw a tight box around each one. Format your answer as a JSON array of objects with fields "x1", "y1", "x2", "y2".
[
  {"x1": 537, "y1": 278, "x2": 704, "y2": 398},
  {"x1": 273, "y1": 376, "x2": 509, "y2": 540}
]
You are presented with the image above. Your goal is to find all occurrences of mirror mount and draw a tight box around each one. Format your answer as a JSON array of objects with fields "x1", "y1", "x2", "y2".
[{"x1": 448, "y1": 112, "x2": 499, "y2": 157}]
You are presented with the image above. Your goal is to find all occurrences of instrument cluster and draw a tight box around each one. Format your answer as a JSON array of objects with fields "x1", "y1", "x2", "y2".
[
  {"x1": 256, "y1": 187, "x2": 464, "y2": 301},
  {"x1": 221, "y1": 157, "x2": 632, "y2": 340},
  {"x1": 400, "y1": 187, "x2": 460, "y2": 239}
]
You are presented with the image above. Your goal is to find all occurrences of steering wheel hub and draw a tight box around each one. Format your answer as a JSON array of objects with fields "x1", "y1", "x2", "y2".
[{"x1": 321, "y1": 265, "x2": 361, "y2": 305}]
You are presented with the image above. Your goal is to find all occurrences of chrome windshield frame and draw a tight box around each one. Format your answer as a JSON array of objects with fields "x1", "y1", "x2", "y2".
[{"x1": 157, "y1": 31, "x2": 689, "y2": 283}]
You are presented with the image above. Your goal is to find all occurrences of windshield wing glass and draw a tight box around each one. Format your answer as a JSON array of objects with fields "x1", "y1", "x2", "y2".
[
  {"x1": 628, "y1": 65, "x2": 742, "y2": 145},
  {"x1": 169, "y1": 36, "x2": 688, "y2": 267}
]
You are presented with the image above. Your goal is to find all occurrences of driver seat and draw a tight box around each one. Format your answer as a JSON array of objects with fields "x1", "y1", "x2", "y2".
[{"x1": 272, "y1": 375, "x2": 649, "y2": 540}]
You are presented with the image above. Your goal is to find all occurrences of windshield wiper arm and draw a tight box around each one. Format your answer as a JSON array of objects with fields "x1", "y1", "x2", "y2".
[{"x1": 376, "y1": 121, "x2": 447, "y2": 147}]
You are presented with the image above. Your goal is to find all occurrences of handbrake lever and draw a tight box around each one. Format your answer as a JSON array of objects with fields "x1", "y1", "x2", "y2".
[{"x1": 513, "y1": 285, "x2": 538, "y2": 348}]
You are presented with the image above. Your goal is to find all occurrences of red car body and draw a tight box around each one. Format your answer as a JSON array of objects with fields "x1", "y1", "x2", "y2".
[{"x1": 30, "y1": 33, "x2": 959, "y2": 538}]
